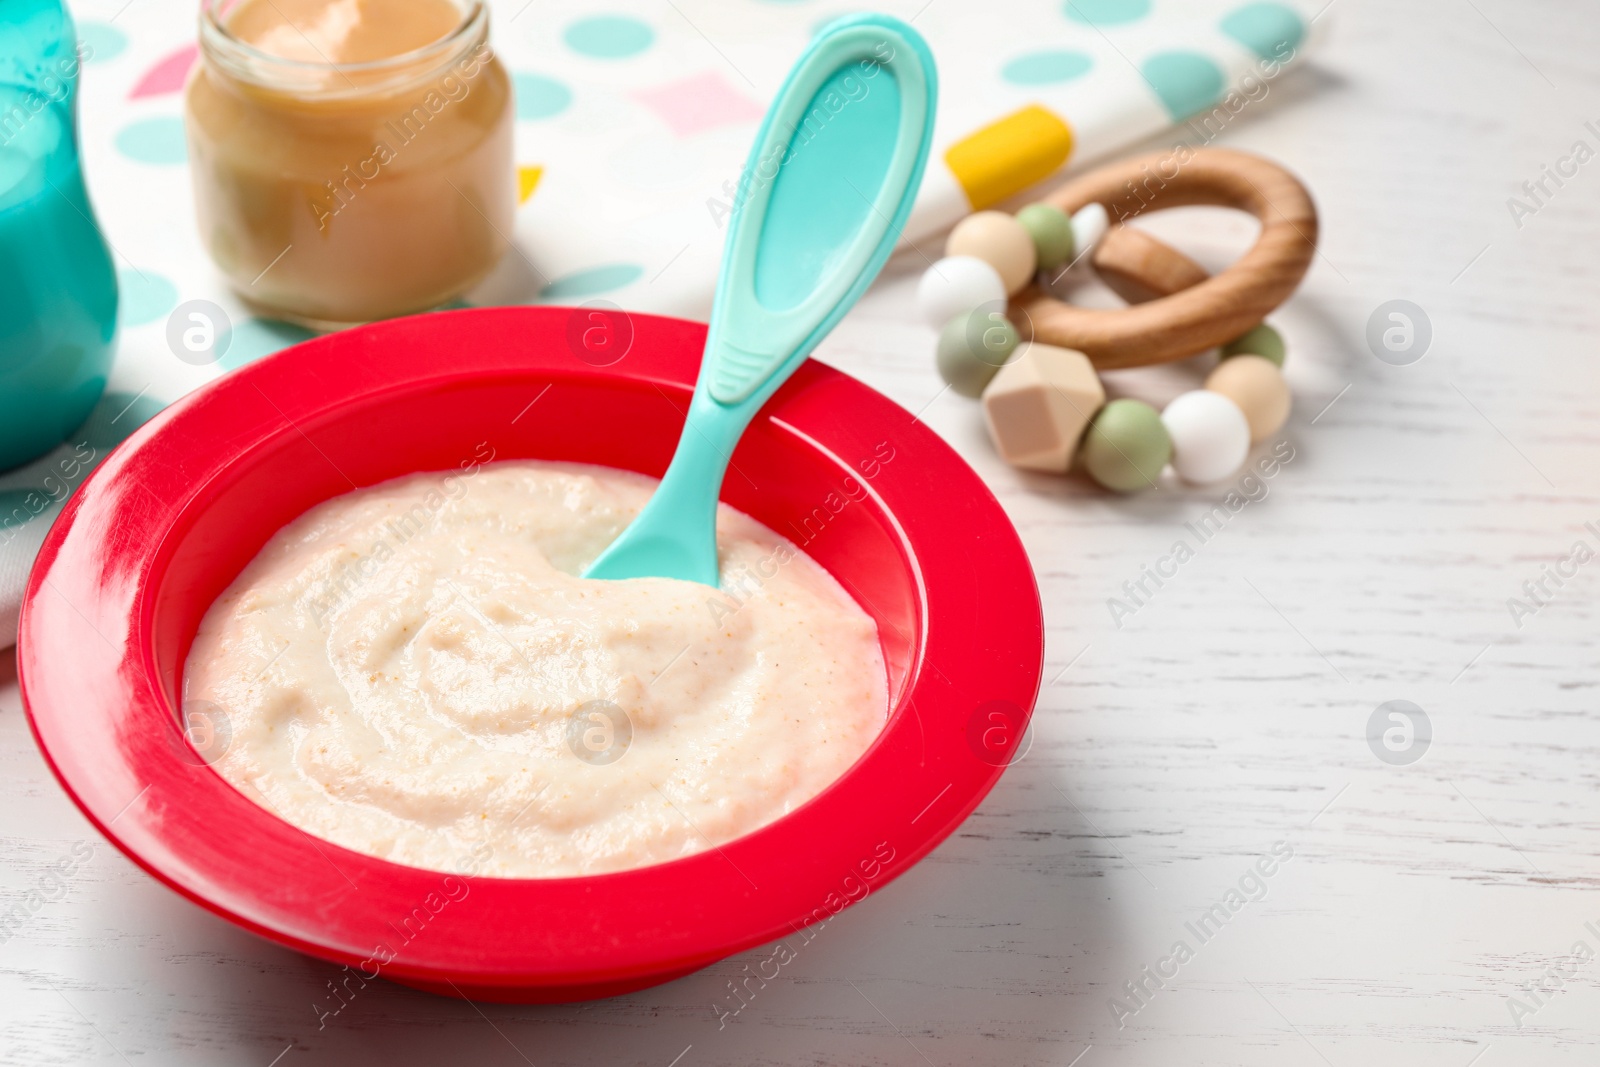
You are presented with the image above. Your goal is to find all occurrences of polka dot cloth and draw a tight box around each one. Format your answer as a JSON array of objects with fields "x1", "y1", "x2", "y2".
[
  {"x1": 116, "y1": 268, "x2": 177, "y2": 327},
  {"x1": 1001, "y1": 50, "x2": 1094, "y2": 86},
  {"x1": 75, "y1": 20, "x2": 127, "y2": 63},
  {"x1": 91, "y1": 0, "x2": 1316, "y2": 318},
  {"x1": 0, "y1": 0, "x2": 1320, "y2": 646},
  {"x1": 1063, "y1": 0, "x2": 1152, "y2": 26},
  {"x1": 1142, "y1": 51, "x2": 1229, "y2": 120},
  {"x1": 1222, "y1": 2, "x2": 1308, "y2": 58},
  {"x1": 113, "y1": 116, "x2": 186, "y2": 164},
  {"x1": 537, "y1": 264, "x2": 647, "y2": 302},
  {"x1": 513, "y1": 72, "x2": 573, "y2": 120},
  {"x1": 562, "y1": 15, "x2": 655, "y2": 59}
]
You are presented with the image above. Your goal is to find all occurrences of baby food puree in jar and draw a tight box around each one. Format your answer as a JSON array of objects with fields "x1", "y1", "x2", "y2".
[
  {"x1": 185, "y1": 0, "x2": 513, "y2": 326},
  {"x1": 183, "y1": 461, "x2": 889, "y2": 879}
]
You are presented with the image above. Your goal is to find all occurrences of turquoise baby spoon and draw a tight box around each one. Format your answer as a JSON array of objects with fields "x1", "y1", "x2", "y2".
[{"x1": 585, "y1": 14, "x2": 937, "y2": 587}]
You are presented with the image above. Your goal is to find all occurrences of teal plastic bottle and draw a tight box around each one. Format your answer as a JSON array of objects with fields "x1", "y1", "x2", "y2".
[{"x1": 0, "y1": 0, "x2": 118, "y2": 470}]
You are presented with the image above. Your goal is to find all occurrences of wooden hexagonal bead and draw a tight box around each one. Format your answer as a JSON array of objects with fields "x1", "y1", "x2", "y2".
[{"x1": 981, "y1": 342, "x2": 1106, "y2": 473}]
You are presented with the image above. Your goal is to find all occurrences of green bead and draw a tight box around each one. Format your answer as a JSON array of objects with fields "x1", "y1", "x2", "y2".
[
  {"x1": 1221, "y1": 323, "x2": 1285, "y2": 367},
  {"x1": 1081, "y1": 399, "x2": 1171, "y2": 493},
  {"x1": 1016, "y1": 203, "x2": 1075, "y2": 271},
  {"x1": 936, "y1": 308, "x2": 1020, "y2": 398}
]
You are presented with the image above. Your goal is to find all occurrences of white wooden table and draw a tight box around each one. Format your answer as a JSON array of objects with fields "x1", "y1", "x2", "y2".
[{"x1": 7, "y1": 1, "x2": 1600, "y2": 1063}]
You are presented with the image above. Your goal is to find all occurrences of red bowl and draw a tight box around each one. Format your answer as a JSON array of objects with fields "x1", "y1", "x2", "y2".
[{"x1": 18, "y1": 306, "x2": 1042, "y2": 1002}]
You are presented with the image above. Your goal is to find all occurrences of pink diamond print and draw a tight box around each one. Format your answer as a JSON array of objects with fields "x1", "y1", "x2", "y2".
[
  {"x1": 130, "y1": 43, "x2": 198, "y2": 99},
  {"x1": 631, "y1": 71, "x2": 765, "y2": 138}
]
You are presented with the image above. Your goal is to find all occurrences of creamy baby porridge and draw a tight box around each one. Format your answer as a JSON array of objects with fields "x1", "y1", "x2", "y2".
[{"x1": 184, "y1": 459, "x2": 886, "y2": 878}]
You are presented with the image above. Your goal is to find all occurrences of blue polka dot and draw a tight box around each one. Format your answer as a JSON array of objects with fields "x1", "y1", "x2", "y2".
[
  {"x1": 1063, "y1": 0, "x2": 1150, "y2": 26},
  {"x1": 77, "y1": 21, "x2": 128, "y2": 63},
  {"x1": 215, "y1": 318, "x2": 317, "y2": 372},
  {"x1": 117, "y1": 269, "x2": 177, "y2": 327},
  {"x1": 537, "y1": 263, "x2": 644, "y2": 301},
  {"x1": 1141, "y1": 51, "x2": 1226, "y2": 120},
  {"x1": 513, "y1": 72, "x2": 573, "y2": 120},
  {"x1": 75, "y1": 389, "x2": 165, "y2": 450},
  {"x1": 1220, "y1": 2, "x2": 1305, "y2": 60},
  {"x1": 114, "y1": 117, "x2": 186, "y2": 165},
  {"x1": 1001, "y1": 50, "x2": 1093, "y2": 86},
  {"x1": 563, "y1": 16, "x2": 655, "y2": 59}
]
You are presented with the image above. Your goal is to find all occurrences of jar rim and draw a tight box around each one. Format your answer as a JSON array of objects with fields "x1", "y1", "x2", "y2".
[{"x1": 198, "y1": 0, "x2": 486, "y2": 81}]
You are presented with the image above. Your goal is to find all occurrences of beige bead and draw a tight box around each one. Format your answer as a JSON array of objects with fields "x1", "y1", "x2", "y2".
[
  {"x1": 1204, "y1": 355, "x2": 1290, "y2": 442},
  {"x1": 981, "y1": 342, "x2": 1105, "y2": 473},
  {"x1": 946, "y1": 211, "x2": 1037, "y2": 295}
]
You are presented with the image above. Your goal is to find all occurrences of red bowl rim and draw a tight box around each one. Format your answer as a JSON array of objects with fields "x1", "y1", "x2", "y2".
[{"x1": 17, "y1": 306, "x2": 1043, "y2": 994}]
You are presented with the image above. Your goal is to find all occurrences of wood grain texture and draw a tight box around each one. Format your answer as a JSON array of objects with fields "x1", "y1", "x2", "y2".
[
  {"x1": 1092, "y1": 226, "x2": 1211, "y2": 305},
  {"x1": 7, "y1": 1, "x2": 1600, "y2": 1065},
  {"x1": 1013, "y1": 148, "x2": 1319, "y2": 367}
]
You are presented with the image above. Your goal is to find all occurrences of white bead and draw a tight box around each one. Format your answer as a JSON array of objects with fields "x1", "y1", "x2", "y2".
[
  {"x1": 1161, "y1": 390, "x2": 1250, "y2": 484},
  {"x1": 917, "y1": 256, "x2": 1007, "y2": 328},
  {"x1": 1070, "y1": 203, "x2": 1109, "y2": 259}
]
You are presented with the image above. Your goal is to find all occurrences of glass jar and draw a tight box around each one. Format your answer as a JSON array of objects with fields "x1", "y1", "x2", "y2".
[{"x1": 185, "y1": 0, "x2": 514, "y2": 328}]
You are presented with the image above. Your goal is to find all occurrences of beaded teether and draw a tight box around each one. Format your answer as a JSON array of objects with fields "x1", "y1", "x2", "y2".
[{"x1": 919, "y1": 147, "x2": 1318, "y2": 492}]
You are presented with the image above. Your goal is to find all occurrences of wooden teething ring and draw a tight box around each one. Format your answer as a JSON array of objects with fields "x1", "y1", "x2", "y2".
[{"x1": 1010, "y1": 147, "x2": 1318, "y2": 370}]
